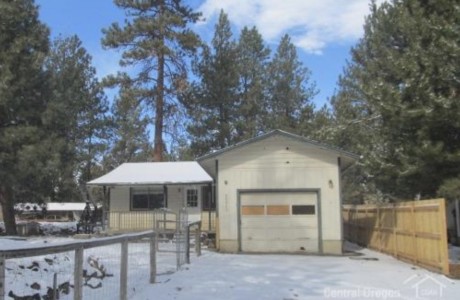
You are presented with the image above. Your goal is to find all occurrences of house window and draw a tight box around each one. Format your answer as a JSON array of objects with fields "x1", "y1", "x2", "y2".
[
  {"x1": 187, "y1": 189, "x2": 198, "y2": 207},
  {"x1": 131, "y1": 188, "x2": 164, "y2": 210}
]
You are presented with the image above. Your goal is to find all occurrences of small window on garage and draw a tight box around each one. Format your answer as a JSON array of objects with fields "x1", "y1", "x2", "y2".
[
  {"x1": 187, "y1": 189, "x2": 198, "y2": 207},
  {"x1": 292, "y1": 205, "x2": 315, "y2": 215},
  {"x1": 267, "y1": 205, "x2": 290, "y2": 215},
  {"x1": 241, "y1": 205, "x2": 265, "y2": 215}
]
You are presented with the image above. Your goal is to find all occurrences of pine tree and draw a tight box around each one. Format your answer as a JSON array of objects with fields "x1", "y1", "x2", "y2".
[
  {"x1": 102, "y1": 0, "x2": 201, "y2": 161},
  {"x1": 333, "y1": 0, "x2": 460, "y2": 199},
  {"x1": 183, "y1": 10, "x2": 240, "y2": 156},
  {"x1": 44, "y1": 35, "x2": 110, "y2": 197},
  {"x1": 104, "y1": 88, "x2": 151, "y2": 169},
  {"x1": 265, "y1": 34, "x2": 318, "y2": 133},
  {"x1": 0, "y1": 0, "x2": 50, "y2": 234},
  {"x1": 235, "y1": 26, "x2": 270, "y2": 140},
  {"x1": 307, "y1": 105, "x2": 333, "y2": 143}
]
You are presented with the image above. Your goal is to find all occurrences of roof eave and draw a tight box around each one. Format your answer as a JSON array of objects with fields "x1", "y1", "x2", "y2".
[
  {"x1": 86, "y1": 180, "x2": 213, "y2": 187},
  {"x1": 198, "y1": 129, "x2": 359, "y2": 162}
]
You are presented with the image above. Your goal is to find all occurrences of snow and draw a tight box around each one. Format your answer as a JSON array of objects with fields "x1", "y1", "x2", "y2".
[
  {"x1": 0, "y1": 221, "x2": 78, "y2": 236},
  {"x1": 133, "y1": 244, "x2": 460, "y2": 300},
  {"x1": 2, "y1": 237, "x2": 459, "y2": 300},
  {"x1": 87, "y1": 161, "x2": 213, "y2": 185},
  {"x1": 46, "y1": 203, "x2": 88, "y2": 211},
  {"x1": 14, "y1": 202, "x2": 88, "y2": 212}
]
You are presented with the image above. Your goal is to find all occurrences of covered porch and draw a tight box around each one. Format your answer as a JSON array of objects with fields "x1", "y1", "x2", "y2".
[{"x1": 87, "y1": 162, "x2": 216, "y2": 232}]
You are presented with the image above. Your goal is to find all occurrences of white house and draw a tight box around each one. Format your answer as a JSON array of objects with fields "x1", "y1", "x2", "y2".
[
  {"x1": 87, "y1": 161, "x2": 215, "y2": 231},
  {"x1": 88, "y1": 130, "x2": 358, "y2": 254},
  {"x1": 197, "y1": 130, "x2": 358, "y2": 254}
]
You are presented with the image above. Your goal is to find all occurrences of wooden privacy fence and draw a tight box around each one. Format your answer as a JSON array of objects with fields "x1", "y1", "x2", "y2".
[{"x1": 343, "y1": 199, "x2": 449, "y2": 275}]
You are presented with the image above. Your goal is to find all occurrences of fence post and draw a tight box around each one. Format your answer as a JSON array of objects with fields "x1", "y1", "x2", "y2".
[
  {"x1": 0, "y1": 256, "x2": 5, "y2": 300},
  {"x1": 438, "y1": 199, "x2": 450, "y2": 275},
  {"x1": 74, "y1": 247, "x2": 83, "y2": 300},
  {"x1": 377, "y1": 206, "x2": 382, "y2": 251},
  {"x1": 52, "y1": 273, "x2": 57, "y2": 300},
  {"x1": 410, "y1": 202, "x2": 418, "y2": 264},
  {"x1": 186, "y1": 225, "x2": 190, "y2": 264},
  {"x1": 150, "y1": 233, "x2": 157, "y2": 284},
  {"x1": 120, "y1": 240, "x2": 128, "y2": 300},
  {"x1": 392, "y1": 204, "x2": 397, "y2": 257},
  {"x1": 195, "y1": 223, "x2": 201, "y2": 257}
]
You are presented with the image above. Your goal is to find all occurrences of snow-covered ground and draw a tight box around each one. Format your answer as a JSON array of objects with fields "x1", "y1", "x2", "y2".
[
  {"x1": 1, "y1": 236, "x2": 460, "y2": 299},
  {"x1": 135, "y1": 244, "x2": 460, "y2": 300},
  {"x1": 1, "y1": 236, "x2": 178, "y2": 299}
]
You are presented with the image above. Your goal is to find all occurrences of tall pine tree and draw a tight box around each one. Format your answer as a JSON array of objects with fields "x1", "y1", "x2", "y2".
[
  {"x1": 104, "y1": 88, "x2": 151, "y2": 169},
  {"x1": 0, "y1": 0, "x2": 50, "y2": 234},
  {"x1": 333, "y1": 0, "x2": 460, "y2": 200},
  {"x1": 183, "y1": 10, "x2": 240, "y2": 156},
  {"x1": 234, "y1": 26, "x2": 270, "y2": 140},
  {"x1": 102, "y1": 0, "x2": 201, "y2": 161},
  {"x1": 265, "y1": 34, "x2": 318, "y2": 134},
  {"x1": 44, "y1": 35, "x2": 110, "y2": 199}
]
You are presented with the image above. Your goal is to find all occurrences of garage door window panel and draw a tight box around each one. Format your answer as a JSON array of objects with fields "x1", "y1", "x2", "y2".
[
  {"x1": 267, "y1": 205, "x2": 290, "y2": 215},
  {"x1": 241, "y1": 205, "x2": 265, "y2": 215},
  {"x1": 292, "y1": 205, "x2": 315, "y2": 215}
]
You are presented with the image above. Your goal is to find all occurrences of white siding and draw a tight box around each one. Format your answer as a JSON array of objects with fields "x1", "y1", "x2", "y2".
[
  {"x1": 108, "y1": 184, "x2": 208, "y2": 230},
  {"x1": 110, "y1": 186, "x2": 130, "y2": 211},
  {"x1": 215, "y1": 135, "x2": 342, "y2": 253},
  {"x1": 167, "y1": 186, "x2": 183, "y2": 212}
]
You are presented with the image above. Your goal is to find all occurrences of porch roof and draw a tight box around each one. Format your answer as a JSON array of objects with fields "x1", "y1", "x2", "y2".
[{"x1": 87, "y1": 161, "x2": 212, "y2": 186}]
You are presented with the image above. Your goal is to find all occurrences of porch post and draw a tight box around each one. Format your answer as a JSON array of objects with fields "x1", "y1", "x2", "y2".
[
  {"x1": 163, "y1": 185, "x2": 168, "y2": 208},
  {"x1": 208, "y1": 183, "x2": 212, "y2": 232},
  {"x1": 102, "y1": 185, "x2": 108, "y2": 231}
]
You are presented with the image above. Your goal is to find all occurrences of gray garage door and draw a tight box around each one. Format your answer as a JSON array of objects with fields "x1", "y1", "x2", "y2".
[{"x1": 240, "y1": 192, "x2": 319, "y2": 253}]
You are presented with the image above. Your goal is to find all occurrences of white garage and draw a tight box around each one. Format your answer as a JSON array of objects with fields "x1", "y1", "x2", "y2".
[
  {"x1": 239, "y1": 190, "x2": 320, "y2": 253},
  {"x1": 197, "y1": 130, "x2": 358, "y2": 254}
]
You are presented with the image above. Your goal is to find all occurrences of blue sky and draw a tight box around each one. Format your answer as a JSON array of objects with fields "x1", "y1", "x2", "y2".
[{"x1": 35, "y1": 0, "x2": 381, "y2": 108}]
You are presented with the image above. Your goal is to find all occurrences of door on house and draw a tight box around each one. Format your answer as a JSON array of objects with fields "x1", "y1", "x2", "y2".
[{"x1": 185, "y1": 187, "x2": 201, "y2": 222}]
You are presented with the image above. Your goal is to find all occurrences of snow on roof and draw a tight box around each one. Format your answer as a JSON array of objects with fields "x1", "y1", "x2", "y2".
[
  {"x1": 87, "y1": 161, "x2": 213, "y2": 186},
  {"x1": 15, "y1": 202, "x2": 87, "y2": 212},
  {"x1": 46, "y1": 202, "x2": 87, "y2": 211}
]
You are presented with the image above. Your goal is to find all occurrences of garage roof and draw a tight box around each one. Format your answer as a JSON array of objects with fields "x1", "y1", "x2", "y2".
[
  {"x1": 87, "y1": 161, "x2": 212, "y2": 186},
  {"x1": 198, "y1": 129, "x2": 359, "y2": 162}
]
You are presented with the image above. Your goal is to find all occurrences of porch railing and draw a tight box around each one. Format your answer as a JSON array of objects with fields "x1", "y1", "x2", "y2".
[{"x1": 107, "y1": 210, "x2": 216, "y2": 232}]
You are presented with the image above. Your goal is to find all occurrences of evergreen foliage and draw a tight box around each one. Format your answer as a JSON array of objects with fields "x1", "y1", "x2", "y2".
[
  {"x1": 184, "y1": 12, "x2": 318, "y2": 157},
  {"x1": 104, "y1": 88, "x2": 151, "y2": 169},
  {"x1": 45, "y1": 35, "x2": 110, "y2": 199},
  {"x1": 101, "y1": 0, "x2": 201, "y2": 161},
  {"x1": 235, "y1": 26, "x2": 271, "y2": 140},
  {"x1": 331, "y1": 0, "x2": 460, "y2": 200},
  {"x1": 182, "y1": 10, "x2": 240, "y2": 156},
  {"x1": 265, "y1": 34, "x2": 318, "y2": 134},
  {"x1": 0, "y1": 0, "x2": 50, "y2": 234}
]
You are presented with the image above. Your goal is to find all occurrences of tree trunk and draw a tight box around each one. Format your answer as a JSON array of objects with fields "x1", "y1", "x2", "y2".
[
  {"x1": 455, "y1": 199, "x2": 460, "y2": 238},
  {"x1": 153, "y1": 3, "x2": 165, "y2": 162},
  {"x1": 0, "y1": 187, "x2": 18, "y2": 235},
  {"x1": 153, "y1": 53, "x2": 165, "y2": 162}
]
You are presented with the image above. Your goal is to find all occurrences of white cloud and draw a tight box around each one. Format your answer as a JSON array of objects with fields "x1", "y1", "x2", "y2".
[
  {"x1": 90, "y1": 47, "x2": 121, "y2": 80},
  {"x1": 197, "y1": 0, "x2": 386, "y2": 54}
]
